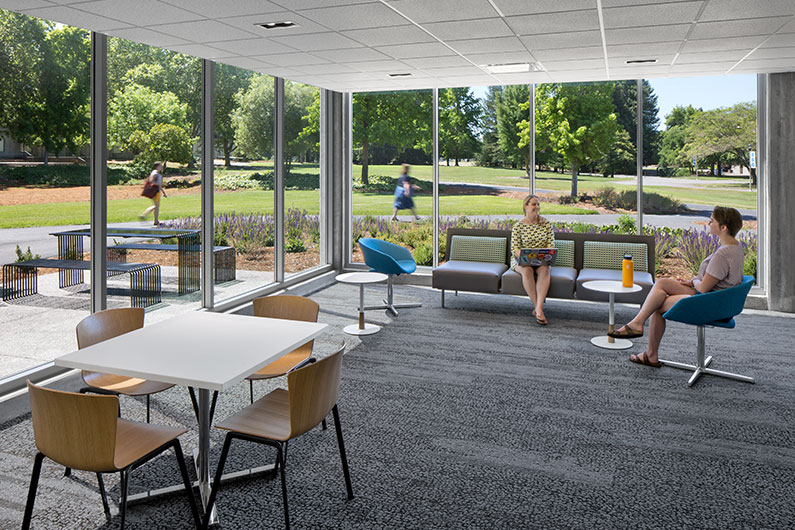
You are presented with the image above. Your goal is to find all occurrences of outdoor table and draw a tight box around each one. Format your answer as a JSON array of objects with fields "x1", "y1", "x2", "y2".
[
  {"x1": 336, "y1": 271, "x2": 387, "y2": 335},
  {"x1": 50, "y1": 227, "x2": 201, "y2": 294},
  {"x1": 582, "y1": 280, "x2": 642, "y2": 350},
  {"x1": 54, "y1": 311, "x2": 328, "y2": 525}
]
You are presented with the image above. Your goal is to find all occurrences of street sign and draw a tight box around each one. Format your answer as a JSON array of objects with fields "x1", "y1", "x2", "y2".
[
  {"x1": 750, "y1": 150, "x2": 756, "y2": 169},
  {"x1": 692, "y1": 155, "x2": 697, "y2": 167}
]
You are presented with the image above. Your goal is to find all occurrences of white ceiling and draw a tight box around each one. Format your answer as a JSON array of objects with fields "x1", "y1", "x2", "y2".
[{"x1": 4, "y1": 0, "x2": 795, "y2": 91}]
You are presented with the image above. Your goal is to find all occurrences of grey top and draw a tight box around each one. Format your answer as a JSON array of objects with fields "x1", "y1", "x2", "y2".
[{"x1": 696, "y1": 244, "x2": 744, "y2": 290}]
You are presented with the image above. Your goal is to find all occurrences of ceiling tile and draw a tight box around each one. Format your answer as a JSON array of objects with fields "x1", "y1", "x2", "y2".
[
  {"x1": 402, "y1": 55, "x2": 472, "y2": 68},
  {"x1": 605, "y1": 23, "x2": 691, "y2": 45},
  {"x1": 423, "y1": 18, "x2": 513, "y2": 41},
  {"x1": 600, "y1": 0, "x2": 695, "y2": 6},
  {"x1": 210, "y1": 38, "x2": 297, "y2": 56},
  {"x1": 693, "y1": 18, "x2": 786, "y2": 39},
  {"x1": 683, "y1": 35, "x2": 768, "y2": 53},
  {"x1": 534, "y1": 46, "x2": 604, "y2": 61},
  {"x1": 669, "y1": 61, "x2": 737, "y2": 73},
  {"x1": 700, "y1": 0, "x2": 795, "y2": 22},
  {"x1": 491, "y1": 0, "x2": 593, "y2": 16},
  {"x1": 602, "y1": 2, "x2": 702, "y2": 30},
  {"x1": 548, "y1": 69, "x2": 607, "y2": 81},
  {"x1": 163, "y1": 0, "x2": 283, "y2": 18},
  {"x1": 437, "y1": 75, "x2": 501, "y2": 87},
  {"x1": 342, "y1": 25, "x2": 434, "y2": 47},
  {"x1": 76, "y1": 0, "x2": 203, "y2": 26},
  {"x1": 297, "y1": 3, "x2": 408, "y2": 31},
  {"x1": 151, "y1": 20, "x2": 257, "y2": 42},
  {"x1": 506, "y1": 9, "x2": 599, "y2": 35},
  {"x1": 607, "y1": 41, "x2": 682, "y2": 57},
  {"x1": 446, "y1": 36, "x2": 525, "y2": 54},
  {"x1": 608, "y1": 55, "x2": 674, "y2": 67},
  {"x1": 270, "y1": 32, "x2": 364, "y2": 51},
  {"x1": 375, "y1": 41, "x2": 457, "y2": 59},
  {"x1": 351, "y1": 59, "x2": 415, "y2": 72},
  {"x1": 291, "y1": 63, "x2": 360, "y2": 75},
  {"x1": 312, "y1": 47, "x2": 392, "y2": 62},
  {"x1": 762, "y1": 33, "x2": 795, "y2": 48},
  {"x1": 544, "y1": 57, "x2": 606, "y2": 71},
  {"x1": 387, "y1": 0, "x2": 499, "y2": 23},
  {"x1": 676, "y1": 49, "x2": 749, "y2": 64},
  {"x1": 259, "y1": 67, "x2": 302, "y2": 78},
  {"x1": 272, "y1": 0, "x2": 375, "y2": 9},
  {"x1": 20, "y1": 5, "x2": 132, "y2": 31},
  {"x1": 252, "y1": 52, "x2": 329, "y2": 67},
  {"x1": 106, "y1": 28, "x2": 191, "y2": 47},
  {"x1": 779, "y1": 19, "x2": 795, "y2": 33},
  {"x1": 164, "y1": 43, "x2": 238, "y2": 59},
  {"x1": 466, "y1": 51, "x2": 535, "y2": 64},
  {"x1": 4, "y1": 0, "x2": 51, "y2": 9},
  {"x1": 218, "y1": 57, "x2": 270, "y2": 70},
  {"x1": 610, "y1": 64, "x2": 672, "y2": 76},
  {"x1": 220, "y1": 12, "x2": 328, "y2": 37},
  {"x1": 423, "y1": 65, "x2": 487, "y2": 77},
  {"x1": 520, "y1": 30, "x2": 602, "y2": 50},
  {"x1": 491, "y1": 71, "x2": 551, "y2": 84},
  {"x1": 732, "y1": 57, "x2": 795, "y2": 72},
  {"x1": 748, "y1": 47, "x2": 795, "y2": 60}
]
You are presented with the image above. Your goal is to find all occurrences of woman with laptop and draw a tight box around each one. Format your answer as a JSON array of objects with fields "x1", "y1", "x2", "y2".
[
  {"x1": 511, "y1": 194, "x2": 555, "y2": 325},
  {"x1": 609, "y1": 206, "x2": 744, "y2": 367}
]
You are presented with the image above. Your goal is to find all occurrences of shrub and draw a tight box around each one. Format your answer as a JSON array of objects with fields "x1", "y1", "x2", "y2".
[
  {"x1": 616, "y1": 214, "x2": 636, "y2": 234},
  {"x1": 557, "y1": 194, "x2": 579, "y2": 204},
  {"x1": 592, "y1": 186, "x2": 685, "y2": 214},
  {"x1": 286, "y1": 237, "x2": 306, "y2": 253},
  {"x1": 744, "y1": 251, "x2": 757, "y2": 279},
  {"x1": 678, "y1": 229, "x2": 721, "y2": 275},
  {"x1": 412, "y1": 243, "x2": 434, "y2": 266},
  {"x1": 15, "y1": 245, "x2": 40, "y2": 262},
  {"x1": 0, "y1": 165, "x2": 134, "y2": 186}
]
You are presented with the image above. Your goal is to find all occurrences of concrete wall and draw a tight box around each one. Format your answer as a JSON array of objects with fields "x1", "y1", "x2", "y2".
[{"x1": 766, "y1": 72, "x2": 795, "y2": 312}]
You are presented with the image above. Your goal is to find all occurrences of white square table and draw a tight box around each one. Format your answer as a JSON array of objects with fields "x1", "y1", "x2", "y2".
[{"x1": 55, "y1": 311, "x2": 328, "y2": 524}]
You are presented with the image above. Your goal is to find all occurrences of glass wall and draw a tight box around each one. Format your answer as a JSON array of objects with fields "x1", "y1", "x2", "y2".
[
  {"x1": 0, "y1": 10, "x2": 91, "y2": 378},
  {"x1": 213, "y1": 66, "x2": 275, "y2": 303},
  {"x1": 350, "y1": 89, "x2": 432, "y2": 264},
  {"x1": 285, "y1": 81, "x2": 322, "y2": 278}
]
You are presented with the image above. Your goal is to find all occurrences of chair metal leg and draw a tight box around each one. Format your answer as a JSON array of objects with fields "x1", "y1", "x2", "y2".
[
  {"x1": 97, "y1": 472, "x2": 111, "y2": 520},
  {"x1": 249, "y1": 379, "x2": 254, "y2": 404},
  {"x1": 146, "y1": 394, "x2": 150, "y2": 423},
  {"x1": 119, "y1": 469, "x2": 130, "y2": 530},
  {"x1": 322, "y1": 418, "x2": 327, "y2": 431},
  {"x1": 332, "y1": 405, "x2": 354, "y2": 500},
  {"x1": 441, "y1": 289, "x2": 445, "y2": 308},
  {"x1": 172, "y1": 441, "x2": 202, "y2": 530},
  {"x1": 659, "y1": 326, "x2": 755, "y2": 387},
  {"x1": 277, "y1": 443, "x2": 290, "y2": 530},
  {"x1": 363, "y1": 275, "x2": 421, "y2": 316},
  {"x1": 22, "y1": 452, "x2": 45, "y2": 530},
  {"x1": 201, "y1": 434, "x2": 234, "y2": 530}
]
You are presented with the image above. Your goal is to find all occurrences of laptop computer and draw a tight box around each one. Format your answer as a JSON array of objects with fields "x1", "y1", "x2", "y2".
[{"x1": 517, "y1": 248, "x2": 557, "y2": 267}]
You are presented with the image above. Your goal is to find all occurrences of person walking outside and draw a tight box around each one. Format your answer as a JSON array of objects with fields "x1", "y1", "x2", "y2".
[
  {"x1": 140, "y1": 162, "x2": 167, "y2": 226},
  {"x1": 392, "y1": 163, "x2": 420, "y2": 221}
]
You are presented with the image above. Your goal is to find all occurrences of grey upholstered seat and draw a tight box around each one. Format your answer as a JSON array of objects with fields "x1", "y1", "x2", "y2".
[
  {"x1": 432, "y1": 260, "x2": 508, "y2": 293},
  {"x1": 501, "y1": 267, "x2": 577, "y2": 299}
]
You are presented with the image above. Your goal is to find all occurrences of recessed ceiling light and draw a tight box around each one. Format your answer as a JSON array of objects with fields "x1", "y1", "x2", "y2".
[
  {"x1": 483, "y1": 62, "x2": 543, "y2": 74},
  {"x1": 257, "y1": 21, "x2": 298, "y2": 30},
  {"x1": 625, "y1": 58, "x2": 657, "y2": 64},
  {"x1": 388, "y1": 72, "x2": 412, "y2": 77}
]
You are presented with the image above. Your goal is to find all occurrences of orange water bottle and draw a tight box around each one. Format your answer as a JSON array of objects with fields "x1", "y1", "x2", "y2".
[{"x1": 622, "y1": 254, "x2": 633, "y2": 287}]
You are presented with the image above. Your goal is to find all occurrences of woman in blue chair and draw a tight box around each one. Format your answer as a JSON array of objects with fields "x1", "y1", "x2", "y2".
[{"x1": 609, "y1": 206, "x2": 744, "y2": 367}]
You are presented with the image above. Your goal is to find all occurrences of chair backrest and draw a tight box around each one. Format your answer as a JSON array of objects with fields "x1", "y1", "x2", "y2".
[
  {"x1": 663, "y1": 275, "x2": 754, "y2": 326},
  {"x1": 76, "y1": 307, "x2": 145, "y2": 349},
  {"x1": 287, "y1": 341, "x2": 345, "y2": 438},
  {"x1": 27, "y1": 381, "x2": 118, "y2": 472},
  {"x1": 358, "y1": 238, "x2": 415, "y2": 275},
  {"x1": 253, "y1": 295, "x2": 320, "y2": 356}
]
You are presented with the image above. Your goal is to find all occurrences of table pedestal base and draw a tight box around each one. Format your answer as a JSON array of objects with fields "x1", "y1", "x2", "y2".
[
  {"x1": 590, "y1": 335, "x2": 633, "y2": 350},
  {"x1": 343, "y1": 322, "x2": 380, "y2": 335}
]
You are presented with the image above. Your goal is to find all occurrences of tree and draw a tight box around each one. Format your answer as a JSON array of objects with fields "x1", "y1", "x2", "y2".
[
  {"x1": 536, "y1": 83, "x2": 619, "y2": 196},
  {"x1": 496, "y1": 84, "x2": 530, "y2": 172},
  {"x1": 233, "y1": 75, "x2": 274, "y2": 160},
  {"x1": 285, "y1": 82, "x2": 317, "y2": 169},
  {"x1": 658, "y1": 105, "x2": 702, "y2": 174},
  {"x1": 108, "y1": 84, "x2": 189, "y2": 153},
  {"x1": 135, "y1": 123, "x2": 193, "y2": 168},
  {"x1": 611, "y1": 80, "x2": 660, "y2": 167},
  {"x1": 476, "y1": 86, "x2": 505, "y2": 167},
  {"x1": 438, "y1": 87, "x2": 481, "y2": 166},
  {"x1": 295, "y1": 88, "x2": 321, "y2": 164},
  {"x1": 598, "y1": 128, "x2": 635, "y2": 177},
  {"x1": 214, "y1": 63, "x2": 253, "y2": 167},
  {"x1": 684, "y1": 102, "x2": 757, "y2": 185},
  {"x1": 352, "y1": 91, "x2": 430, "y2": 184}
]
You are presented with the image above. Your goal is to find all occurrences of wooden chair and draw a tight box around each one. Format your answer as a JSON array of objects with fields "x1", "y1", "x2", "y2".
[
  {"x1": 23, "y1": 381, "x2": 200, "y2": 530},
  {"x1": 201, "y1": 342, "x2": 353, "y2": 530},
  {"x1": 245, "y1": 295, "x2": 320, "y2": 404},
  {"x1": 76, "y1": 307, "x2": 174, "y2": 423}
]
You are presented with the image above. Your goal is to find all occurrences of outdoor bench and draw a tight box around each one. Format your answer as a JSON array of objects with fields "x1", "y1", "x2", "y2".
[
  {"x1": 2, "y1": 258, "x2": 161, "y2": 308},
  {"x1": 432, "y1": 227, "x2": 655, "y2": 307},
  {"x1": 108, "y1": 243, "x2": 236, "y2": 283}
]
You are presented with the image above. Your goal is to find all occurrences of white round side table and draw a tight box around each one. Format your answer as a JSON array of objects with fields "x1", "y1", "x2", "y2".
[
  {"x1": 336, "y1": 272, "x2": 388, "y2": 335},
  {"x1": 582, "y1": 280, "x2": 643, "y2": 350}
]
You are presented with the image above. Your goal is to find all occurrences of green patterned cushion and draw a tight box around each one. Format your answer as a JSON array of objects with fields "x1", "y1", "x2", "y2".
[
  {"x1": 553, "y1": 240, "x2": 575, "y2": 268},
  {"x1": 583, "y1": 241, "x2": 648, "y2": 272},
  {"x1": 450, "y1": 235, "x2": 507, "y2": 264}
]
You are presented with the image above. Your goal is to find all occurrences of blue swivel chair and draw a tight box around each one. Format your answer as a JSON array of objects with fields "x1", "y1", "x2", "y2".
[
  {"x1": 358, "y1": 238, "x2": 421, "y2": 316},
  {"x1": 659, "y1": 275, "x2": 755, "y2": 387}
]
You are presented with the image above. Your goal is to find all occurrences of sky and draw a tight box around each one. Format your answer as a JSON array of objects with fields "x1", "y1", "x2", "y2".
[{"x1": 470, "y1": 74, "x2": 757, "y2": 130}]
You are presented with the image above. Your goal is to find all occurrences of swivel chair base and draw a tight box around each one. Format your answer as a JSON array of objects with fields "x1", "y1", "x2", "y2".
[
  {"x1": 659, "y1": 326, "x2": 755, "y2": 387},
  {"x1": 364, "y1": 275, "x2": 421, "y2": 317}
]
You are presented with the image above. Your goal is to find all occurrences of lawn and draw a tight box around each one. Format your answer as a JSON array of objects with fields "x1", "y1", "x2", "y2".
[{"x1": 0, "y1": 190, "x2": 595, "y2": 228}]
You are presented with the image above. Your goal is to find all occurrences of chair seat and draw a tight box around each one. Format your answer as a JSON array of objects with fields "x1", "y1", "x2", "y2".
[
  {"x1": 501, "y1": 266, "x2": 577, "y2": 298},
  {"x1": 113, "y1": 419, "x2": 187, "y2": 470},
  {"x1": 432, "y1": 260, "x2": 508, "y2": 293},
  {"x1": 83, "y1": 371, "x2": 175, "y2": 396},
  {"x1": 216, "y1": 388, "x2": 291, "y2": 442},
  {"x1": 246, "y1": 350, "x2": 310, "y2": 380}
]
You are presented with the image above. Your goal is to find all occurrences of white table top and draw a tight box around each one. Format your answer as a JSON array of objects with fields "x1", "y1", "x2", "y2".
[
  {"x1": 582, "y1": 280, "x2": 642, "y2": 294},
  {"x1": 336, "y1": 271, "x2": 388, "y2": 284},
  {"x1": 55, "y1": 312, "x2": 328, "y2": 392}
]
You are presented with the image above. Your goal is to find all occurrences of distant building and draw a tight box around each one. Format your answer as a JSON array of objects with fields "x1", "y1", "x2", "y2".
[{"x1": 0, "y1": 129, "x2": 28, "y2": 159}]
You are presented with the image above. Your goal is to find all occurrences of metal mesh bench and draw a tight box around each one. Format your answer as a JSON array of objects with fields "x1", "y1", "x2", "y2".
[
  {"x1": 107, "y1": 244, "x2": 236, "y2": 283},
  {"x1": 2, "y1": 259, "x2": 161, "y2": 308}
]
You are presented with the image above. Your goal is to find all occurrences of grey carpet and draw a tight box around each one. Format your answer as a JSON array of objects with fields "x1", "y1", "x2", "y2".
[{"x1": 1, "y1": 283, "x2": 794, "y2": 529}]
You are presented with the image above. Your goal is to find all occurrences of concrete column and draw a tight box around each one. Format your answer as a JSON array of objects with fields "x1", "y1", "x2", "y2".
[
  {"x1": 765, "y1": 72, "x2": 795, "y2": 312},
  {"x1": 89, "y1": 32, "x2": 107, "y2": 313},
  {"x1": 200, "y1": 59, "x2": 214, "y2": 308},
  {"x1": 321, "y1": 89, "x2": 345, "y2": 270}
]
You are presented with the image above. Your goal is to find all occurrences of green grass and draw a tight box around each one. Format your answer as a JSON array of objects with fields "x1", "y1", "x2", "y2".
[{"x1": 0, "y1": 190, "x2": 594, "y2": 228}]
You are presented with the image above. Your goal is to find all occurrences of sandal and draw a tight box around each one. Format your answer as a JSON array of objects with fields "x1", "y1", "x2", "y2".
[
  {"x1": 532, "y1": 310, "x2": 547, "y2": 326},
  {"x1": 609, "y1": 325, "x2": 643, "y2": 339},
  {"x1": 629, "y1": 352, "x2": 662, "y2": 368}
]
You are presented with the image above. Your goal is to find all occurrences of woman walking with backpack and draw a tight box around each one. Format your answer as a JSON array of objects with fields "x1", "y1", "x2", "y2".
[{"x1": 140, "y1": 162, "x2": 167, "y2": 226}]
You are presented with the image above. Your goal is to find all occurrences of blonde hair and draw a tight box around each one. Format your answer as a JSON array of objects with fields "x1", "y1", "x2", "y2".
[{"x1": 522, "y1": 194, "x2": 547, "y2": 223}]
